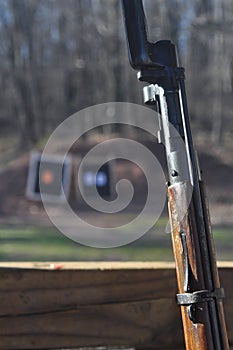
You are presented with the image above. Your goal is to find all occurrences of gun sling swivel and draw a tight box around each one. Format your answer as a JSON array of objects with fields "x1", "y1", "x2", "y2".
[{"x1": 177, "y1": 288, "x2": 225, "y2": 306}]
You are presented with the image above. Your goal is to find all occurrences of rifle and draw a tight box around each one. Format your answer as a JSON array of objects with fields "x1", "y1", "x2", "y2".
[{"x1": 121, "y1": 1, "x2": 229, "y2": 349}]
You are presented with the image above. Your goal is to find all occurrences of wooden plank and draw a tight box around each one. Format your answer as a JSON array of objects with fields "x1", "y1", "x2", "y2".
[
  {"x1": 0, "y1": 261, "x2": 178, "y2": 269},
  {"x1": 0, "y1": 262, "x2": 232, "y2": 349},
  {"x1": 0, "y1": 261, "x2": 232, "y2": 269}
]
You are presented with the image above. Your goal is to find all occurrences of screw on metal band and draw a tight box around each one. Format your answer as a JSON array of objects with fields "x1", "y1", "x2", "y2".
[{"x1": 176, "y1": 288, "x2": 225, "y2": 306}]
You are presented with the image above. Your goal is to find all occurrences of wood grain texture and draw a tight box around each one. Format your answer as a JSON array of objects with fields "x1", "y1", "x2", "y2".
[
  {"x1": 168, "y1": 184, "x2": 210, "y2": 350},
  {"x1": 168, "y1": 183, "x2": 230, "y2": 350},
  {"x1": 0, "y1": 262, "x2": 232, "y2": 349}
]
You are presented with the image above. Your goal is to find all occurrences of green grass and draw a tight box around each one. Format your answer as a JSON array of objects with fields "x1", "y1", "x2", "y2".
[
  {"x1": 213, "y1": 227, "x2": 233, "y2": 260},
  {"x1": 0, "y1": 223, "x2": 232, "y2": 262},
  {"x1": 0, "y1": 223, "x2": 173, "y2": 261}
]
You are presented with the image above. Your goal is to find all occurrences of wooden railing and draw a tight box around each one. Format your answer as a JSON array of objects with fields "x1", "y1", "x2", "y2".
[{"x1": 0, "y1": 262, "x2": 232, "y2": 349}]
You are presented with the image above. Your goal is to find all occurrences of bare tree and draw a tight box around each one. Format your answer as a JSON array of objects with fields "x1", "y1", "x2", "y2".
[{"x1": 0, "y1": 0, "x2": 232, "y2": 149}]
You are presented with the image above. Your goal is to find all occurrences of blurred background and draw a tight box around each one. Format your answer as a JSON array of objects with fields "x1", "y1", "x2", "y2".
[{"x1": 0, "y1": 0, "x2": 232, "y2": 262}]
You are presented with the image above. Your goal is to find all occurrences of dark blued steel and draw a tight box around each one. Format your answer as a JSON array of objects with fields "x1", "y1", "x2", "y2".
[
  {"x1": 121, "y1": 0, "x2": 151, "y2": 69},
  {"x1": 121, "y1": 0, "x2": 229, "y2": 349},
  {"x1": 121, "y1": 0, "x2": 178, "y2": 72}
]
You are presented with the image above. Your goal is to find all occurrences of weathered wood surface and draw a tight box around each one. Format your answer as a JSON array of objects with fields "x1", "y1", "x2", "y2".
[
  {"x1": 0, "y1": 262, "x2": 232, "y2": 350},
  {"x1": 168, "y1": 183, "x2": 230, "y2": 349}
]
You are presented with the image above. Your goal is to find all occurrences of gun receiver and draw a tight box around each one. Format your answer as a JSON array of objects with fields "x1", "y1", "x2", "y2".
[{"x1": 121, "y1": 1, "x2": 229, "y2": 349}]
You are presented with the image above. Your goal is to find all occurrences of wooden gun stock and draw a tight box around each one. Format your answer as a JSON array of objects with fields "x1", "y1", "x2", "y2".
[{"x1": 168, "y1": 181, "x2": 229, "y2": 349}]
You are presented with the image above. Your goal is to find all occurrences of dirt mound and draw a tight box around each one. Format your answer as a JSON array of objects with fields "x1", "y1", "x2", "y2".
[{"x1": 0, "y1": 141, "x2": 232, "y2": 226}]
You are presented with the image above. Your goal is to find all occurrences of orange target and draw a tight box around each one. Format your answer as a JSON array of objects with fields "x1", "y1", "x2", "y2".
[{"x1": 41, "y1": 170, "x2": 54, "y2": 185}]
